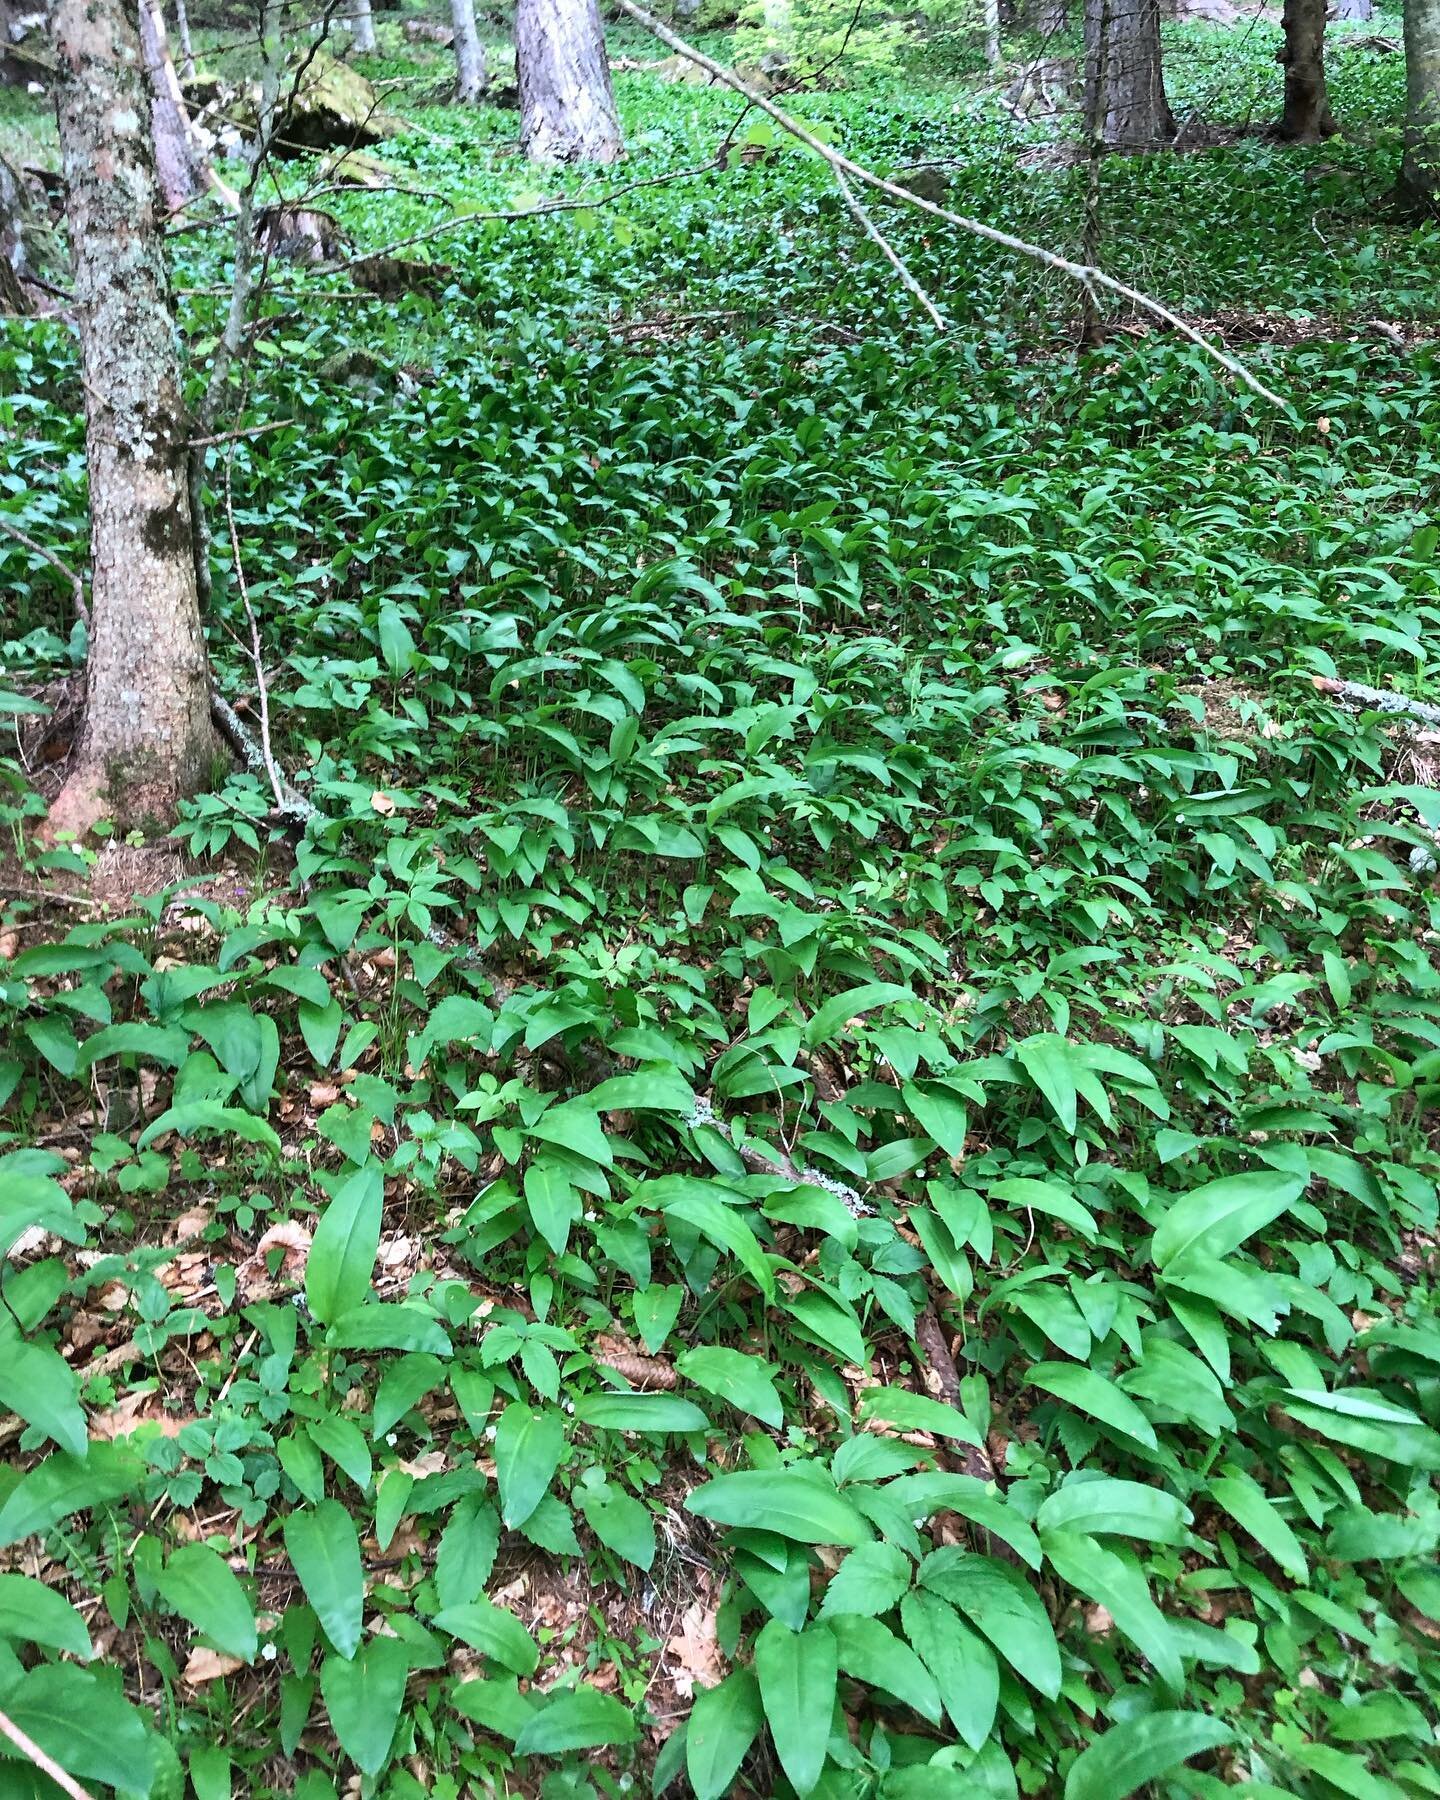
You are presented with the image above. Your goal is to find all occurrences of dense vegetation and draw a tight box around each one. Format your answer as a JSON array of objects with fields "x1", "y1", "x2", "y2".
[{"x1": 3, "y1": 10, "x2": 1440, "y2": 1798}]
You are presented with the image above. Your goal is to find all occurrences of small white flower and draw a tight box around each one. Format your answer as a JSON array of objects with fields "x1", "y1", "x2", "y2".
[
  {"x1": 261, "y1": 1644, "x2": 278, "y2": 1662},
  {"x1": 385, "y1": 1432, "x2": 397, "y2": 1446}
]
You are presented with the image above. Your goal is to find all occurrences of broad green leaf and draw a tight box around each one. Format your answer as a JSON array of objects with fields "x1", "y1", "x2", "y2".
[
  {"x1": 0, "y1": 1335, "x2": 86, "y2": 1456},
  {"x1": 575, "y1": 1477, "x2": 656, "y2": 1570},
  {"x1": 900, "y1": 1589, "x2": 998, "y2": 1751},
  {"x1": 804, "y1": 982, "x2": 912, "y2": 1048},
  {"x1": 1209, "y1": 1469, "x2": 1309, "y2": 1583},
  {"x1": 524, "y1": 1160, "x2": 578, "y2": 1256},
  {"x1": 1150, "y1": 1170, "x2": 1305, "y2": 1271},
  {"x1": 686, "y1": 1469, "x2": 871, "y2": 1546},
  {"x1": 573, "y1": 1392, "x2": 709, "y2": 1433},
  {"x1": 137, "y1": 1101, "x2": 281, "y2": 1157},
  {"x1": 826, "y1": 1614, "x2": 943, "y2": 1724},
  {"x1": 1036, "y1": 1477, "x2": 1191, "y2": 1545},
  {"x1": 0, "y1": 1444, "x2": 142, "y2": 1549},
  {"x1": 818, "y1": 1541, "x2": 912, "y2": 1618},
  {"x1": 325, "y1": 1302, "x2": 452, "y2": 1356},
  {"x1": 753, "y1": 1620, "x2": 837, "y2": 1796},
  {"x1": 285, "y1": 1500, "x2": 364, "y2": 1659},
  {"x1": 513, "y1": 1684, "x2": 639, "y2": 1754},
  {"x1": 495, "y1": 1401, "x2": 565, "y2": 1527},
  {"x1": 321, "y1": 1637, "x2": 409, "y2": 1776},
  {"x1": 856, "y1": 1385, "x2": 984, "y2": 1447},
  {"x1": 917, "y1": 1551, "x2": 1061, "y2": 1699},
  {"x1": 433, "y1": 1598, "x2": 540, "y2": 1675},
  {"x1": 155, "y1": 1543, "x2": 257, "y2": 1663},
  {"x1": 2, "y1": 1664, "x2": 156, "y2": 1793},
  {"x1": 435, "y1": 1495, "x2": 501, "y2": 1608},
  {"x1": 1014, "y1": 1035, "x2": 1078, "y2": 1133},
  {"x1": 662, "y1": 1190, "x2": 776, "y2": 1302},
  {"x1": 1065, "y1": 1710, "x2": 1234, "y2": 1800},
  {"x1": 686, "y1": 1669, "x2": 763, "y2": 1800},
  {"x1": 1029, "y1": 1361, "x2": 1159, "y2": 1451},
  {"x1": 1041, "y1": 1529, "x2": 1183, "y2": 1693},
  {"x1": 0, "y1": 1573, "x2": 92, "y2": 1657},
  {"x1": 677, "y1": 1346, "x2": 784, "y2": 1427},
  {"x1": 305, "y1": 1164, "x2": 383, "y2": 1326}
]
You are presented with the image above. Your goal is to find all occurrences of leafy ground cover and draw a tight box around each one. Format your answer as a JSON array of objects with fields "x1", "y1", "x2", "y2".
[{"x1": 3, "y1": 11, "x2": 1440, "y2": 1799}]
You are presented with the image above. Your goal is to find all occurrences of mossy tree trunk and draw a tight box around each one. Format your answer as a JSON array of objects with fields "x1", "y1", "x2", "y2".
[
  {"x1": 1083, "y1": 0, "x2": 1173, "y2": 147},
  {"x1": 516, "y1": 0, "x2": 622, "y2": 162},
  {"x1": 139, "y1": 0, "x2": 207, "y2": 208},
  {"x1": 1277, "y1": 0, "x2": 1337, "y2": 140},
  {"x1": 46, "y1": 0, "x2": 216, "y2": 839},
  {"x1": 450, "y1": 0, "x2": 488, "y2": 100},
  {"x1": 1399, "y1": 0, "x2": 1440, "y2": 212}
]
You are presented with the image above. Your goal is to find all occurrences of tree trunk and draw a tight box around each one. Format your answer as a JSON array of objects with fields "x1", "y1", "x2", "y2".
[
  {"x1": 983, "y1": 0, "x2": 1002, "y2": 64},
  {"x1": 172, "y1": 0, "x2": 195, "y2": 80},
  {"x1": 138, "y1": 0, "x2": 207, "y2": 210},
  {"x1": 347, "y1": 0, "x2": 377, "y2": 54},
  {"x1": 46, "y1": 0, "x2": 216, "y2": 840},
  {"x1": 1328, "y1": 0, "x2": 1371, "y2": 19},
  {"x1": 1277, "y1": 0, "x2": 1336, "y2": 139},
  {"x1": 1030, "y1": 0, "x2": 1068, "y2": 33},
  {"x1": 1398, "y1": 0, "x2": 1440, "y2": 212},
  {"x1": 0, "y1": 152, "x2": 59, "y2": 312},
  {"x1": 450, "y1": 0, "x2": 488, "y2": 100},
  {"x1": 1083, "y1": 0, "x2": 1173, "y2": 147},
  {"x1": 516, "y1": 0, "x2": 623, "y2": 162}
]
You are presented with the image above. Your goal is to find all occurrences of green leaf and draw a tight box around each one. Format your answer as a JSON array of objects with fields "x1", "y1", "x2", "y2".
[
  {"x1": 155, "y1": 1543, "x2": 257, "y2": 1663},
  {"x1": 433, "y1": 1599, "x2": 540, "y2": 1675},
  {"x1": 1014, "y1": 1035, "x2": 1078, "y2": 1132},
  {"x1": 0, "y1": 1334, "x2": 86, "y2": 1456},
  {"x1": 524, "y1": 1160, "x2": 578, "y2": 1256},
  {"x1": 686, "y1": 1670, "x2": 763, "y2": 1800},
  {"x1": 574, "y1": 1392, "x2": 708, "y2": 1433},
  {"x1": 753, "y1": 1620, "x2": 837, "y2": 1796},
  {"x1": 804, "y1": 982, "x2": 912, "y2": 1048},
  {"x1": 1208, "y1": 1469, "x2": 1309, "y2": 1583},
  {"x1": 1029, "y1": 1361, "x2": 1159, "y2": 1451},
  {"x1": 1150, "y1": 1170, "x2": 1305, "y2": 1270},
  {"x1": 285, "y1": 1500, "x2": 364, "y2": 1659},
  {"x1": 305, "y1": 1164, "x2": 383, "y2": 1326},
  {"x1": 513, "y1": 1684, "x2": 639, "y2": 1754},
  {"x1": 901, "y1": 1081, "x2": 968, "y2": 1159},
  {"x1": 325, "y1": 1302, "x2": 453, "y2": 1356},
  {"x1": 826, "y1": 1614, "x2": 943, "y2": 1725},
  {"x1": 1040, "y1": 1529, "x2": 1183, "y2": 1694},
  {"x1": 856, "y1": 1385, "x2": 985, "y2": 1447},
  {"x1": 677, "y1": 1346, "x2": 784, "y2": 1427},
  {"x1": 0, "y1": 1573, "x2": 92, "y2": 1657},
  {"x1": 900, "y1": 1589, "x2": 998, "y2": 1751},
  {"x1": 0, "y1": 1444, "x2": 142, "y2": 1549},
  {"x1": 435, "y1": 1495, "x2": 501, "y2": 1608},
  {"x1": 917, "y1": 1551, "x2": 1061, "y2": 1699},
  {"x1": 575, "y1": 1477, "x2": 656, "y2": 1570},
  {"x1": 686, "y1": 1469, "x2": 871, "y2": 1546},
  {"x1": 1065, "y1": 1710, "x2": 1234, "y2": 1800},
  {"x1": 662, "y1": 1189, "x2": 776, "y2": 1302},
  {"x1": 1, "y1": 1664, "x2": 156, "y2": 1793},
  {"x1": 495, "y1": 1401, "x2": 565, "y2": 1527},
  {"x1": 321, "y1": 1637, "x2": 410, "y2": 1776},
  {"x1": 137, "y1": 1101, "x2": 281, "y2": 1157},
  {"x1": 1036, "y1": 1478, "x2": 1191, "y2": 1545},
  {"x1": 818, "y1": 1541, "x2": 912, "y2": 1618}
]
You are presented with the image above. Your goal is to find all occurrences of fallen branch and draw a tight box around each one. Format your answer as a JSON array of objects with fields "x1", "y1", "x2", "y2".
[
  {"x1": 0, "y1": 1709, "x2": 97, "y2": 1800},
  {"x1": 687, "y1": 1094, "x2": 872, "y2": 1217},
  {"x1": 210, "y1": 692, "x2": 317, "y2": 826},
  {"x1": 914, "y1": 1304, "x2": 1009, "y2": 1504},
  {"x1": 185, "y1": 418, "x2": 294, "y2": 449},
  {"x1": 614, "y1": 0, "x2": 1289, "y2": 409},
  {"x1": 1311, "y1": 674, "x2": 1440, "y2": 729},
  {"x1": 833, "y1": 166, "x2": 946, "y2": 331},
  {"x1": 0, "y1": 517, "x2": 89, "y2": 627}
]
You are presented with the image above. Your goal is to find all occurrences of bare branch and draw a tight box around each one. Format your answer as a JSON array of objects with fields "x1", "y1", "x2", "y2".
[
  {"x1": 614, "y1": 0, "x2": 1290, "y2": 409},
  {"x1": 1312, "y1": 674, "x2": 1440, "y2": 728},
  {"x1": 833, "y1": 166, "x2": 946, "y2": 331},
  {"x1": 0, "y1": 1711, "x2": 98, "y2": 1800}
]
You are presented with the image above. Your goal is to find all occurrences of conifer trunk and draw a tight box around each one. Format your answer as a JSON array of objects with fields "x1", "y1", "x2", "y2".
[
  {"x1": 46, "y1": 0, "x2": 216, "y2": 839},
  {"x1": 1398, "y1": 0, "x2": 1440, "y2": 212},
  {"x1": 1277, "y1": 0, "x2": 1337, "y2": 139},
  {"x1": 450, "y1": 0, "x2": 488, "y2": 99},
  {"x1": 1083, "y1": 0, "x2": 1173, "y2": 147},
  {"x1": 516, "y1": 0, "x2": 622, "y2": 162}
]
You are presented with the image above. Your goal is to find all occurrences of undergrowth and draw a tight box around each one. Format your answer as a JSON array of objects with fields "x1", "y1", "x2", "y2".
[{"x1": 2, "y1": 10, "x2": 1440, "y2": 1799}]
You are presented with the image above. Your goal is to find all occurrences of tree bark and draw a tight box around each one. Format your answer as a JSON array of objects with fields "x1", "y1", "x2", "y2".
[
  {"x1": 1029, "y1": 0, "x2": 1069, "y2": 33},
  {"x1": 138, "y1": 0, "x2": 207, "y2": 209},
  {"x1": 516, "y1": 0, "x2": 623, "y2": 163},
  {"x1": 346, "y1": 0, "x2": 377, "y2": 53},
  {"x1": 450, "y1": 0, "x2": 488, "y2": 100},
  {"x1": 1398, "y1": 0, "x2": 1440, "y2": 212},
  {"x1": 983, "y1": 0, "x2": 1002, "y2": 64},
  {"x1": 46, "y1": 0, "x2": 216, "y2": 839},
  {"x1": 1083, "y1": 0, "x2": 1173, "y2": 147},
  {"x1": 171, "y1": 0, "x2": 194, "y2": 80},
  {"x1": 1277, "y1": 0, "x2": 1337, "y2": 139},
  {"x1": 1328, "y1": 0, "x2": 1371, "y2": 18}
]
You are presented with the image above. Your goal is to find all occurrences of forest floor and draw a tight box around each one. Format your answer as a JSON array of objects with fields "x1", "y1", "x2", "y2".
[{"x1": 3, "y1": 9, "x2": 1440, "y2": 1800}]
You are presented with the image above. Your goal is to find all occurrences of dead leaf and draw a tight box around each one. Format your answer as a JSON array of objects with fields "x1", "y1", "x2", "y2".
[
  {"x1": 665, "y1": 1597, "x2": 725, "y2": 1699},
  {"x1": 370, "y1": 791, "x2": 396, "y2": 815},
  {"x1": 247, "y1": 1219, "x2": 311, "y2": 1287},
  {"x1": 182, "y1": 1647, "x2": 244, "y2": 1685},
  {"x1": 0, "y1": 931, "x2": 18, "y2": 961},
  {"x1": 309, "y1": 1082, "x2": 341, "y2": 1108}
]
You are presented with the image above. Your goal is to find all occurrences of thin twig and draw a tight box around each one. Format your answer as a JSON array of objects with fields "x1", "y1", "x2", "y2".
[
  {"x1": 687, "y1": 1094, "x2": 872, "y2": 1217},
  {"x1": 185, "y1": 418, "x2": 293, "y2": 449},
  {"x1": 614, "y1": 0, "x2": 1290, "y2": 409},
  {"x1": 833, "y1": 166, "x2": 946, "y2": 330},
  {"x1": 221, "y1": 459, "x2": 286, "y2": 819},
  {"x1": 0, "y1": 1710, "x2": 98, "y2": 1800},
  {"x1": 0, "y1": 517, "x2": 89, "y2": 627}
]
